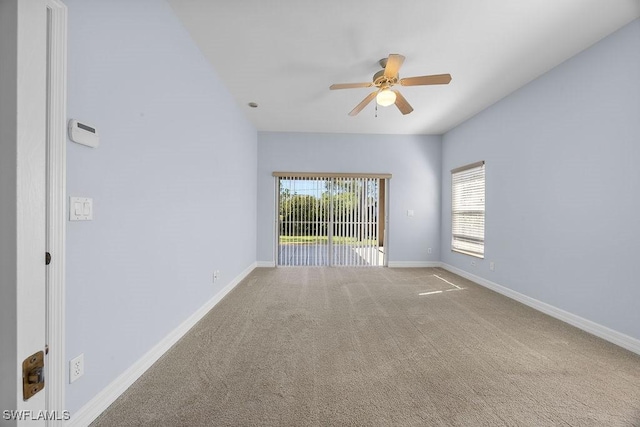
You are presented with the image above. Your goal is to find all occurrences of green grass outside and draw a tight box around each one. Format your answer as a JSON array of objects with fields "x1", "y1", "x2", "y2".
[{"x1": 279, "y1": 235, "x2": 377, "y2": 245}]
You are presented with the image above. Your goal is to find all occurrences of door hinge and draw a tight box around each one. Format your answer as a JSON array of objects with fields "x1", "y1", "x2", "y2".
[{"x1": 45, "y1": 252, "x2": 52, "y2": 265}]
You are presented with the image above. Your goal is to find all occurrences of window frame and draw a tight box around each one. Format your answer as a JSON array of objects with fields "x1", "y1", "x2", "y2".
[{"x1": 451, "y1": 160, "x2": 485, "y2": 259}]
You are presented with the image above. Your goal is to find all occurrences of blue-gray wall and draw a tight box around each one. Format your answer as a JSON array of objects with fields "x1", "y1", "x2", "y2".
[
  {"x1": 257, "y1": 132, "x2": 442, "y2": 264},
  {"x1": 65, "y1": 0, "x2": 257, "y2": 413},
  {"x1": 441, "y1": 19, "x2": 640, "y2": 341}
]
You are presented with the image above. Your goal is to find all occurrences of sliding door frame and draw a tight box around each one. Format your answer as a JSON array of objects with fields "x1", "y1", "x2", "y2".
[{"x1": 273, "y1": 172, "x2": 391, "y2": 267}]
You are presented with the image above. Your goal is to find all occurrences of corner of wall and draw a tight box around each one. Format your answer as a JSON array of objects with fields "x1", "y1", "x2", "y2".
[{"x1": 68, "y1": 262, "x2": 257, "y2": 427}]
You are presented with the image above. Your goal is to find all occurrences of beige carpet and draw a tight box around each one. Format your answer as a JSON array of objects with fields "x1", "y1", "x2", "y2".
[{"x1": 91, "y1": 267, "x2": 640, "y2": 426}]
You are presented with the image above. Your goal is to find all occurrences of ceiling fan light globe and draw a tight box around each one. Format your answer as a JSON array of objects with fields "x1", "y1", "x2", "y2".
[{"x1": 376, "y1": 89, "x2": 396, "y2": 107}]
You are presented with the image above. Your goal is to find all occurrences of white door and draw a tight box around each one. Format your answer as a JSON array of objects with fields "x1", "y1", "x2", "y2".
[
  {"x1": 16, "y1": 0, "x2": 48, "y2": 420},
  {"x1": 0, "y1": 0, "x2": 51, "y2": 425}
]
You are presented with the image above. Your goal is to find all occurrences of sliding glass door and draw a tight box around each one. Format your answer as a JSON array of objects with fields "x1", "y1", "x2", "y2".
[
  {"x1": 276, "y1": 174, "x2": 388, "y2": 267},
  {"x1": 278, "y1": 177, "x2": 330, "y2": 266}
]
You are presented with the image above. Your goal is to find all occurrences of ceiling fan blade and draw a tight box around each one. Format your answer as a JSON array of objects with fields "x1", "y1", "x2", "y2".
[
  {"x1": 384, "y1": 54, "x2": 405, "y2": 78},
  {"x1": 348, "y1": 91, "x2": 377, "y2": 116},
  {"x1": 330, "y1": 82, "x2": 374, "y2": 90},
  {"x1": 393, "y1": 91, "x2": 413, "y2": 115},
  {"x1": 400, "y1": 73, "x2": 452, "y2": 86}
]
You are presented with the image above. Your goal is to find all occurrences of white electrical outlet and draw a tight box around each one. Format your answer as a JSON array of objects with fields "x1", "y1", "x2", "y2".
[
  {"x1": 213, "y1": 270, "x2": 220, "y2": 282},
  {"x1": 69, "y1": 353, "x2": 84, "y2": 383},
  {"x1": 471, "y1": 260, "x2": 476, "y2": 267},
  {"x1": 490, "y1": 262, "x2": 495, "y2": 271},
  {"x1": 427, "y1": 248, "x2": 432, "y2": 254}
]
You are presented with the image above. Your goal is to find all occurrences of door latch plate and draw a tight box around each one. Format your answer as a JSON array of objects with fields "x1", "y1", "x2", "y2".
[{"x1": 22, "y1": 351, "x2": 45, "y2": 400}]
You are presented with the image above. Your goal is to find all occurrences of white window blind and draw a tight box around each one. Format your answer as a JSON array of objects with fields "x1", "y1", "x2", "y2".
[{"x1": 451, "y1": 161, "x2": 485, "y2": 258}]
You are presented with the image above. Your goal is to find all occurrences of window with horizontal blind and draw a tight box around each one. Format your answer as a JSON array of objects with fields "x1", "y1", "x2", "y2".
[{"x1": 451, "y1": 161, "x2": 485, "y2": 258}]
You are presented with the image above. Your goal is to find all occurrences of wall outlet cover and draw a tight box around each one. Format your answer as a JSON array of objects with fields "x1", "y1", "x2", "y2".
[{"x1": 69, "y1": 353, "x2": 84, "y2": 383}]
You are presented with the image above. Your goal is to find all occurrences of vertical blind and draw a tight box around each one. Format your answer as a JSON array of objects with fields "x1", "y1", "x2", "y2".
[
  {"x1": 275, "y1": 174, "x2": 387, "y2": 267},
  {"x1": 451, "y1": 161, "x2": 485, "y2": 258},
  {"x1": 277, "y1": 176, "x2": 329, "y2": 266}
]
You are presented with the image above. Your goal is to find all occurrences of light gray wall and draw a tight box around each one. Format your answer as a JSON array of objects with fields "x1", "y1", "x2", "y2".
[
  {"x1": 257, "y1": 132, "x2": 442, "y2": 264},
  {"x1": 441, "y1": 19, "x2": 640, "y2": 341},
  {"x1": 65, "y1": 0, "x2": 257, "y2": 413},
  {"x1": 0, "y1": 0, "x2": 18, "y2": 420}
]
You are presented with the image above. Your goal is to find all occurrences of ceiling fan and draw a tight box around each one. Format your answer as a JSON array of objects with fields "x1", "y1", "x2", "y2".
[{"x1": 329, "y1": 54, "x2": 452, "y2": 116}]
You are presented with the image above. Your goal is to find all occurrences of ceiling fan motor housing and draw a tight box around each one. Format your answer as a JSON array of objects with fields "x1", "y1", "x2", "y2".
[{"x1": 373, "y1": 69, "x2": 398, "y2": 88}]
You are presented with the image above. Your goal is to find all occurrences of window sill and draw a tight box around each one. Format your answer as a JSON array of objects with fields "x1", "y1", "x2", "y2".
[{"x1": 451, "y1": 248, "x2": 484, "y2": 259}]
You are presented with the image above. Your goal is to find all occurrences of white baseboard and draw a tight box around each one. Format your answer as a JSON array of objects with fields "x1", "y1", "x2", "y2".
[
  {"x1": 388, "y1": 261, "x2": 441, "y2": 268},
  {"x1": 440, "y1": 263, "x2": 640, "y2": 356},
  {"x1": 68, "y1": 262, "x2": 257, "y2": 427},
  {"x1": 256, "y1": 261, "x2": 276, "y2": 267}
]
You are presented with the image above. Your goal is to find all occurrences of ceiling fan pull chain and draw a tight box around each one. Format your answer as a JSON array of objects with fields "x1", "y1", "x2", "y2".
[{"x1": 375, "y1": 103, "x2": 378, "y2": 118}]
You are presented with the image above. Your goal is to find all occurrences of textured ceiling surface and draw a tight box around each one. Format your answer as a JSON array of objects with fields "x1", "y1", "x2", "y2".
[{"x1": 168, "y1": 0, "x2": 640, "y2": 135}]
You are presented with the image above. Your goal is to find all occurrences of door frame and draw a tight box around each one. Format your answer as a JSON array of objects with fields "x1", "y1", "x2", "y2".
[
  {"x1": 272, "y1": 173, "x2": 391, "y2": 267},
  {"x1": 45, "y1": 0, "x2": 67, "y2": 424}
]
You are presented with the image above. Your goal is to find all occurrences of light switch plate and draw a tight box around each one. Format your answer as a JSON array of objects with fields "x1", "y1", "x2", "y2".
[{"x1": 69, "y1": 197, "x2": 93, "y2": 221}]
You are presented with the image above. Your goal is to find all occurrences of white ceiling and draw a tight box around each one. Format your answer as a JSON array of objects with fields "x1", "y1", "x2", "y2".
[{"x1": 168, "y1": 0, "x2": 640, "y2": 135}]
